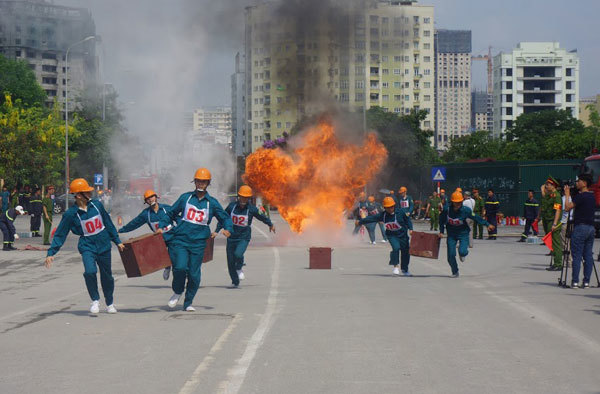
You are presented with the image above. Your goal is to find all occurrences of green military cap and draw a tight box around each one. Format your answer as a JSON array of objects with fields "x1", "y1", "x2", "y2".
[{"x1": 545, "y1": 175, "x2": 560, "y2": 188}]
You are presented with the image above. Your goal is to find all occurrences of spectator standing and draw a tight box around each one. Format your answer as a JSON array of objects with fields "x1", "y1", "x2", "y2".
[{"x1": 564, "y1": 174, "x2": 596, "y2": 288}]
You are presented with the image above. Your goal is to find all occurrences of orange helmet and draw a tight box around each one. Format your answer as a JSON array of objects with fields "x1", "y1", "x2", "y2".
[
  {"x1": 440, "y1": 189, "x2": 445, "y2": 193},
  {"x1": 69, "y1": 178, "x2": 94, "y2": 193},
  {"x1": 238, "y1": 185, "x2": 253, "y2": 197},
  {"x1": 193, "y1": 168, "x2": 211, "y2": 181},
  {"x1": 144, "y1": 189, "x2": 157, "y2": 200},
  {"x1": 382, "y1": 196, "x2": 396, "y2": 208},
  {"x1": 367, "y1": 196, "x2": 375, "y2": 202},
  {"x1": 451, "y1": 191, "x2": 464, "y2": 203},
  {"x1": 456, "y1": 187, "x2": 463, "y2": 192},
  {"x1": 399, "y1": 186, "x2": 407, "y2": 193}
]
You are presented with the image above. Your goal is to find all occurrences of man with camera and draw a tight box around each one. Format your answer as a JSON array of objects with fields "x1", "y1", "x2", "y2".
[{"x1": 563, "y1": 173, "x2": 596, "y2": 288}]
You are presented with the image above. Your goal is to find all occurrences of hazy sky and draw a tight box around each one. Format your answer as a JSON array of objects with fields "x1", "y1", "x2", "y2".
[{"x1": 60, "y1": 0, "x2": 600, "y2": 110}]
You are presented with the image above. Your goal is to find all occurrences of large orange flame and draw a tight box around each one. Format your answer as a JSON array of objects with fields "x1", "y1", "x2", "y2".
[{"x1": 244, "y1": 120, "x2": 388, "y2": 233}]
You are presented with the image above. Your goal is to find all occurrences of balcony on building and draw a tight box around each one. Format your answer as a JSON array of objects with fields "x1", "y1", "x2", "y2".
[
  {"x1": 518, "y1": 66, "x2": 560, "y2": 81},
  {"x1": 370, "y1": 67, "x2": 379, "y2": 76}
]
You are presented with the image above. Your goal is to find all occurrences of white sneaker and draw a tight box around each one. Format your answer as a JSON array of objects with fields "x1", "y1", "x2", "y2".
[
  {"x1": 380, "y1": 240, "x2": 388, "y2": 243},
  {"x1": 162, "y1": 267, "x2": 171, "y2": 281},
  {"x1": 106, "y1": 304, "x2": 117, "y2": 314},
  {"x1": 185, "y1": 305, "x2": 196, "y2": 312},
  {"x1": 392, "y1": 267, "x2": 400, "y2": 276},
  {"x1": 237, "y1": 270, "x2": 245, "y2": 281},
  {"x1": 402, "y1": 270, "x2": 413, "y2": 277},
  {"x1": 459, "y1": 255, "x2": 466, "y2": 262},
  {"x1": 168, "y1": 293, "x2": 181, "y2": 309},
  {"x1": 90, "y1": 300, "x2": 100, "y2": 314},
  {"x1": 371, "y1": 241, "x2": 377, "y2": 245}
]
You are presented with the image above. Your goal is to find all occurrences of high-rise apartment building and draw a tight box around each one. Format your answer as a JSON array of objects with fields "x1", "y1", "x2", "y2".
[
  {"x1": 434, "y1": 29, "x2": 471, "y2": 149},
  {"x1": 579, "y1": 94, "x2": 599, "y2": 127},
  {"x1": 243, "y1": 0, "x2": 435, "y2": 152},
  {"x1": 492, "y1": 42, "x2": 579, "y2": 136},
  {"x1": 192, "y1": 107, "x2": 232, "y2": 131},
  {"x1": 231, "y1": 52, "x2": 247, "y2": 157},
  {"x1": 0, "y1": 0, "x2": 97, "y2": 108},
  {"x1": 471, "y1": 90, "x2": 489, "y2": 131}
]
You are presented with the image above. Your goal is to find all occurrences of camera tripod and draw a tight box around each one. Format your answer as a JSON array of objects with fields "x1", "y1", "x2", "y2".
[{"x1": 558, "y1": 220, "x2": 600, "y2": 288}]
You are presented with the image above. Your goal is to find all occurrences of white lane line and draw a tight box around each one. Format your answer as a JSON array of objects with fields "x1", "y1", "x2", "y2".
[
  {"x1": 419, "y1": 255, "x2": 600, "y2": 355},
  {"x1": 217, "y1": 226, "x2": 281, "y2": 394},
  {"x1": 178, "y1": 313, "x2": 243, "y2": 394}
]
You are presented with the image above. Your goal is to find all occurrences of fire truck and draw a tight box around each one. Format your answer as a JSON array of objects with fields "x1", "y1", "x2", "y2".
[{"x1": 582, "y1": 154, "x2": 600, "y2": 235}]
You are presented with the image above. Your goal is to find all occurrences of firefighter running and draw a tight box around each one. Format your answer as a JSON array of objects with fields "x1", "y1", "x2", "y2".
[
  {"x1": 357, "y1": 196, "x2": 413, "y2": 276},
  {"x1": 118, "y1": 189, "x2": 179, "y2": 280},
  {"x1": 214, "y1": 185, "x2": 275, "y2": 288},
  {"x1": 439, "y1": 191, "x2": 494, "y2": 277},
  {"x1": 44, "y1": 178, "x2": 125, "y2": 314}
]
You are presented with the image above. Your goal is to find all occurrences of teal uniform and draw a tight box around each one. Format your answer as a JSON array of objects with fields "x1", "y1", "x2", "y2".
[
  {"x1": 363, "y1": 201, "x2": 379, "y2": 242},
  {"x1": 47, "y1": 199, "x2": 122, "y2": 305},
  {"x1": 398, "y1": 195, "x2": 414, "y2": 216},
  {"x1": 215, "y1": 202, "x2": 272, "y2": 286},
  {"x1": 118, "y1": 204, "x2": 177, "y2": 243},
  {"x1": 160, "y1": 191, "x2": 232, "y2": 309},
  {"x1": 118, "y1": 204, "x2": 178, "y2": 271},
  {"x1": 360, "y1": 207, "x2": 413, "y2": 271},
  {"x1": 440, "y1": 205, "x2": 489, "y2": 276}
]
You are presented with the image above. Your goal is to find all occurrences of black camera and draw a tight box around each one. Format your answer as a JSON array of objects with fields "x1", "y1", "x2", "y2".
[{"x1": 560, "y1": 179, "x2": 578, "y2": 197}]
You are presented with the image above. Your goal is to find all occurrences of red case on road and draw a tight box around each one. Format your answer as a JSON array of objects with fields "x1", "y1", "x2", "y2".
[
  {"x1": 409, "y1": 231, "x2": 441, "y2": 259},
  {"x1": 309, "y1": 247, "x2": 332, "y2": 269},
  {"x1": 119, "y1": 232, "x2": 171, "y2": 277},
  {"x1": 202, "y1": 237, "x2": 214, "y2": 263}
]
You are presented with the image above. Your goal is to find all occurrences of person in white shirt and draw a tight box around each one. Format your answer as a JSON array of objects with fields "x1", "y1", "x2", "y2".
[
  {"x1": 462, "y1": 191, "x2": 476, "y2": 248},
  {"x1": 561, "y1": 193, "x2": 574, "y2": 267}
]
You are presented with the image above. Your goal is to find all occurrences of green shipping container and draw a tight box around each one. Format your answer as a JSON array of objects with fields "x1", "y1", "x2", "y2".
[{"x1": 432, "y1": 160, "x2": 580, "y2": 217}]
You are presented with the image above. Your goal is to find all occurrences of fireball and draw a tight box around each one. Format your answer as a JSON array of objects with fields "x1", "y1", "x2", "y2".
[{"x1": 244, "y1": 120, "x2": 387, "y2": 233}]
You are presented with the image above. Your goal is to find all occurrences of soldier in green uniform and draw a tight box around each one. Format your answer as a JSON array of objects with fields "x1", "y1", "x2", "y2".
[
  {"x1": 472, "y1": 188, "x2": 485, "y2": 239},
  {"x1": 540, "y1": 176, "x2": 563, "y2": 270},
  {"x1": 426, "y1": 191, "x2": 441, "y2": 231},
  {"x1": 42, "y1": 186, "x2": 54, "y2": 245}
]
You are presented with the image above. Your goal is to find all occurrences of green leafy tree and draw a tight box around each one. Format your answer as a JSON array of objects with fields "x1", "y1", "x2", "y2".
[
  {"x1": 70, "y1": 85, "x2": 126, "y2": 180},
  {"x1": 0, "y1": 55, "x2": 46, "y2": 108},
  {"x1": 366, "y1": 106, "x2": 438, "y2": 166},
  {"x1": 503, "y1": 109, "x2": 590, "y2": 159},
  {"x1": 0, "y1": 94, "x2": 74, "y2": 187},
  {"x1": 442, "y1": 130, "x2": 506, "y2": 162}
]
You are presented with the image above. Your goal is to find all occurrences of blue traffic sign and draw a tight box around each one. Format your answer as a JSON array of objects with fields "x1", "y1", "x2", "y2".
[
  {"x1": 431, "y1": 167, "x2": 446, "y2": 182},
  {"x1": 94, "y1": 173, "x2": 103, "y2": 186}
]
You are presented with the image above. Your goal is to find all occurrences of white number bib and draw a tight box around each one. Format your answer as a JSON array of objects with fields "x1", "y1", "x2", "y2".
[
  {"x1": 77, "y1": 202, "x2": 105, "y2": 236},
  {"x1": 231, "y1": 204, "x2": 249, "y2": 227},
  {"x1": 400, "y1": 200, "x2": 409, "y2": 208},
  {"x1": 383, "y1": 213, "x2": 402, "y2": 231},
  {"x1": 448, "y1": 217, "x2": 463, "y2": 226},
  {"x1": 148, "y1": 207, "x2": 169, "y2": 232},
  {"x1": 182, "y1": 196, "x2": 210, "y2": 226}
]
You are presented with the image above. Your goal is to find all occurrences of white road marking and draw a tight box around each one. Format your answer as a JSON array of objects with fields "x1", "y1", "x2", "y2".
[
  {"x1": 177, "y1": 313, "x2": 243, "y2": 394},
  {"x1": 217, "y1": 225, "x2": 281, "y2": 394}
]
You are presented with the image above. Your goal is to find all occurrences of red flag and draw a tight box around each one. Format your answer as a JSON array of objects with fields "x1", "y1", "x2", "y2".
[
  {"x1": 532, "y1": 219, "x2": 539, "y2": 233},
  {"x1": 542, "y1": 231, "x2": 553, "y2": 251}
]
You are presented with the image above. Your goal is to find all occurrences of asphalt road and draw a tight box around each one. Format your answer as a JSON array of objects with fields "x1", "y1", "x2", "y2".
[{"x1": 1, "y1": 213, "x2": 599, "y2": 394}]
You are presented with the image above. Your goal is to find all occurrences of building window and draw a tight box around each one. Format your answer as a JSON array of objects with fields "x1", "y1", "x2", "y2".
[
  {"x1": 505, "y1": 94, "x2": 513, "y2": 103},
  {"x1": 566, "y1": 68, "x2": 573, "y2": 77},
  {"x1": 423, "y1": 30, "x2": 431, "y2": 37},
  {"x1": 393, "y1": 68, "x2": 401, "y2": 75},
  {"x1": 424, "y1": 95, "x2": 431, "y2": 101},
  {"x1": 355, "y1": 80, "x2": 364, "y2": 89},
  {"x1": 424, "y1": 17, "x2": 431, "y2": 24},
  {"x1": 566, "y1": 81, "x2": 573, "y2": 89},
  {"x1": 355, "y1": 93, "x2": 364, "y2": 102}
]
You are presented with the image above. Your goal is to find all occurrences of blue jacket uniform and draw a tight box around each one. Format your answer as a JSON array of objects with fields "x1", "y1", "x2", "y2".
[
  {"x1": 523, "y1": 198, "x2": 539, "y2": 220},
  {"x1": 47, "y1": 199, "x2": 121, "y2": 256},
  {"x1": 398, "y1": 195, "x2": 414, "y2": 215},
  {"x1": 160, "y1": 191, "x2": 232, "y2": 247},
  {"x1": 359, "y1": 207, "x2": 413, "y2": 238},
  {"x1": 215, "y1": 202, "x2": 272, "y2": 240},
  {"x1": 118, "y1": 204, "x2": 178, "y2": 243},
  {"x1": 440, "y1": 206, "x2": 489, "y2": 237}
]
